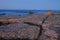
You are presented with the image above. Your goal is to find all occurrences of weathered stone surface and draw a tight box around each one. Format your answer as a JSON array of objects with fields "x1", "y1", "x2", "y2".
[{"x1": 0, "y1": 14, "x2": 60, "y2": 40}]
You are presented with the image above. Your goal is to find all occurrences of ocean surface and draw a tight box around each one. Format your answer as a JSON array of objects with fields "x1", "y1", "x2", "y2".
[{"x1": 0, "y1": 10, "x2": 60, "y2": 16}]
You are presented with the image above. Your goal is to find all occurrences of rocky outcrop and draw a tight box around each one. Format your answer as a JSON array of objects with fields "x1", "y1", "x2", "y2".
[{"x1": 0, "y1": 12, "x2": 60, "y2": 40}]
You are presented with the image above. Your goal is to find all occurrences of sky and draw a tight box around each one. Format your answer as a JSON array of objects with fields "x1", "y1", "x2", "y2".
[{"x1": 0, "y1": 0, "x2": 60, "y2": 10}]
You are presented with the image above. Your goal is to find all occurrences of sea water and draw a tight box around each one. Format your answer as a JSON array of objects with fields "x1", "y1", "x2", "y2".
[{"x1": 0, "y1": 10, "x2": 60, "y2": 16}]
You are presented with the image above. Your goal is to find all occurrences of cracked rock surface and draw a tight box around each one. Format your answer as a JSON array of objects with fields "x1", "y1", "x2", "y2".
[{"x1": 0, "y1": 14, "x2": 60, "y2": 40}]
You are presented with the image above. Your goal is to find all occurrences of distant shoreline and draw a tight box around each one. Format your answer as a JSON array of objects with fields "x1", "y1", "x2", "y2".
[{"x1": 0, "y1": 10, "x2": 60, "y2": 16}]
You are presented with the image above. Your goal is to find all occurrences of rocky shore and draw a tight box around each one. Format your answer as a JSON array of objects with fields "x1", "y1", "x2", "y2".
[{"x1": 0, "y1": 11, "x2": 60, "y2": 40}]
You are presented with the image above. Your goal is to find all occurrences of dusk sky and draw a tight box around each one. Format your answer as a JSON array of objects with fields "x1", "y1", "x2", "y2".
[{"x1": 0, "y1": 0, "x2": 60, "y2": 10}]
